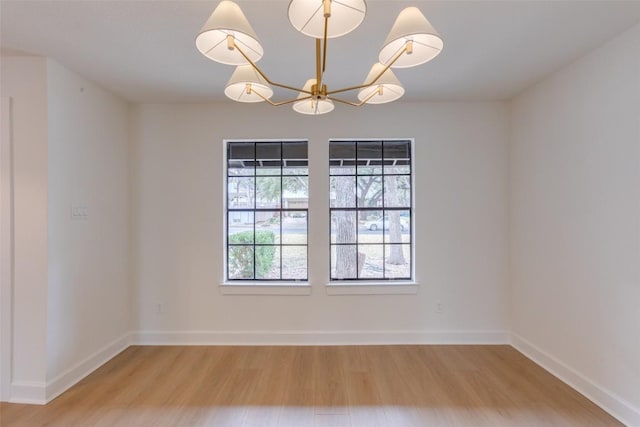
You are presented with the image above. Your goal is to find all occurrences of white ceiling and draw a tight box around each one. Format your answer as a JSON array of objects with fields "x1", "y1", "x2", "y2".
[{"x1": 2, "y1": 0, "x2": 640, "y2": 103}]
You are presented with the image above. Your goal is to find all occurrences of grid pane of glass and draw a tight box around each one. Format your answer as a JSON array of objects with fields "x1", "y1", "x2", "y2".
[
  {"x1": 330, "y1": 141, "x2": 356, "y2": 175},
  {"x1": 283, "y1": 176, "x2": 308, "y2": 208},
  {"x1": 384, "y1": 209, "x2": 410, "y2": 243},
  {"x1": 383, "y1": 175, "x2": 411, "y2": 207},
  {"x1": 358, "y1": 245, "x2": 384, "y2": 279},
  {"x1": 283, "y1": 211, "x2": 307, "y2": 244},
  {"x1": 329, "y1": 140, "x2": 412, "y2": 281},
  {"x1": 256, "y1": 177, "x2": 281, "y2": 209},
  {"x1": 331, "y1": 245, "x2": 358, "y2": 279},
  {"x1": 228, "y1": 211, "x2": 254, "y2": 242},
  {"x1": 357, "y1": 176, "x2": 382, "y2": 208},
  {"x1": 227, "y1": 141, "x2": 308, "y2": 282},
  {"x1": 384, "y1": 244, "x2": 411, "y2": 279},
  {"x1": 330, "y1": 176, "x2": 356, "y2": 208},
  {"x1": 282, "y1": 246, "x2": 307, "y2": 280},
  {"x1": 357, "y1": 140, "x2": 382, "y2": 175},
  {"x1": 256, "y1": 141, "x2": 281, "y2": 159},
  {"x1": 229, "y1": 141, "x2": 255, "y2": 159},
  {"x1": 228, "y1": 177, "x2": 254, "y2": 209},
  {"x1": 256, "y1": 246, "x2": 280, "y2": 280},
  {"x1": 228, "y1": 142, "x2": 255, "y2": 176},
  {"x1": 283, "y1": 141, "x2": 308, "y2": 175},
  {"x1": 383, "y1": 140, "x2": 411, "y2": 174},
  {"x1": 331, "y1": 210, "x2": 357, "y2": 244},
  {"x1": 228, "y1": 246, "x2": 254, "y2": 279},
  {"x1": 358, "y1": 209, "x2": 383, "y2": 244},
  {"x1": 256, "y1": 211, "x2": 280, "y2": 243},
  {"x1": 256, "y1": 142, "x2": 281, "y2": 176}
]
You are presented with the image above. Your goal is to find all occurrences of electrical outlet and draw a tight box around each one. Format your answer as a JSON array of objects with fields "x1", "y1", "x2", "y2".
[
  {"x1": 436, "y1": 301, "x2": 443, "y2": 314},
  {"x1": 156, "y1": 303, "x2": 163, "y2": 315}
]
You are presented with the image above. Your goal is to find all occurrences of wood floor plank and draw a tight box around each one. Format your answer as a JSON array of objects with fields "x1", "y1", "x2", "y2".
[
  {"x1": 313, "y1": 346, "x2": 349, "y2": 414},
  {"x1": 344, "y1": 371, "x2": 389, "y2": 427},
  {"x1": 0, "y1": 345, "x2": 623, "y2": 427},
  {"x1": 241, "y1": 347, "x2": 294, "y2": 427},
  {"x1": 367, "y1": 346, "x2": 431, "y2": 426},
  {"x1": 276, "y1": 346, "x2": 315, "y2": 427}
]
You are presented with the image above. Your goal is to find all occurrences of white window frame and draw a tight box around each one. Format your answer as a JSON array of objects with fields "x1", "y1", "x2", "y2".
[
  {"x1": 326, "y1": 138, "x2": 417, "y2": 295},
  {"x1": 221, "y1": 139, "x2": 311, "y2": 295}
]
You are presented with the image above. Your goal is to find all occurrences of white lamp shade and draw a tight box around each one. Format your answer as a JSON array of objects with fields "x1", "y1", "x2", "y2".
[
  {"x1": 225, "y1": 65, "x2": 274, "y2": 102},
  {"x1": 293, "y1": 79, "x2": 335, "y2": 115},
  {"x1": 357, "y1": 63, "x2": 404, "y2": 104},
  {"x1": 379, "y1": 7, "x2": 443, "y2": 68},
  {"x1": 293, "y1": 98, "x2": 335, "y2": 114},
  {"x1": 288, "y1": 0, "x2": 366, "y2": 39},
  {"x1": 196, "y1": 0, "x2": 263, "y2": 65}
]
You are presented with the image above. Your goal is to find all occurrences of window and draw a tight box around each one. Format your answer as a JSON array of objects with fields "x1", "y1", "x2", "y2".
[
  {"x1": 329, "y1": 140, "x2": 413, "y2": 281},
  {"x1": 226, "y1": 141, "x2": 308, "y2": 281}
]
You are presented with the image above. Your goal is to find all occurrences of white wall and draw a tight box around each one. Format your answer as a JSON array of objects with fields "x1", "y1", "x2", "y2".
[
  {"x1": 46, "y1": 61, "x2": 131, "y2": 383},
  {"x1": 0, "y1": 56, "x2": 131, "y2": 403},
  {"x1": 131, "y1": 102, "x2": 510, "y2": 340},
  {"x1": 510, "y1": 22, "x2": 640, "y2": 423},
  {"x1": 0, "y1": 56, "x2": 49, "y2": 400}
]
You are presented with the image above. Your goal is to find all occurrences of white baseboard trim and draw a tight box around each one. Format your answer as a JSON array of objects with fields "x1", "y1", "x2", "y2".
[
  {"x1": 44, "y1": 332, "x2": 132, "y2": 404},
  {"x1": 132, "y1": 330, "x2": 510, "y2": 346},
  {"x1": 4, "y1": 330, "x2": 507, "y2": 405},
  {"x1": 9, "y1": 381, "x2": 47, "y2": 404},
  {"x1": 511, "y1": 333, "x2": 640, "y2": 427}
]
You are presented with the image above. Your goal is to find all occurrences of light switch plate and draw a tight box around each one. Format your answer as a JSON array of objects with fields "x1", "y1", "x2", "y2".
[{"x1": 71, "y1": 204, "x2": 89, "y2": 220}]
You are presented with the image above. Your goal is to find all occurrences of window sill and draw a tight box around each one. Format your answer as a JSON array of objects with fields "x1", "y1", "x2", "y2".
[
  {"x1": 326, "y1": 281, "x2": 418, "y2": 295},
  {"x1": 220, "y1": 282, "x2": 311, "y2": 295}
]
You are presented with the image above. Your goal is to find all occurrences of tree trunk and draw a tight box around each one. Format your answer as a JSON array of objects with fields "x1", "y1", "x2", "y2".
[
  {"x1": 385, "y1": 174, "x2": 406, "y2": 265},
  {"x1": 334, "y1": 175, "x2": 357, "y2": 278}
]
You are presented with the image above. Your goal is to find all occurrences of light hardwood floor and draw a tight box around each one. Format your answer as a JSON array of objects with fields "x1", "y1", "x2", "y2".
[{"x1": 0, "y1": 345, "x2": 621, "y2": 426}]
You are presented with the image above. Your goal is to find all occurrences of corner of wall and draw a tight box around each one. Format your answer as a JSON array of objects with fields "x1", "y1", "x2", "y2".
[
  {"x1": 127, "y1": 104, "x2": 140, "y2": 334},
  {"x1": 504, "y1": 96, "x2": 515, "y2": 335}
]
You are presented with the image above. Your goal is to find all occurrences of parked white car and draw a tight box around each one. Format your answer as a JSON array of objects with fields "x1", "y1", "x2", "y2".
[{"x1": 361, "y1": 216, "x2": 409, "y2": 231}]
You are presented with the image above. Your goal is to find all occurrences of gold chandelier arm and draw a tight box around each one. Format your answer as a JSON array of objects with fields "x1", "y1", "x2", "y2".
[
  {"x1": 252, "y1": 89, "x2": 313, "y2": 106},
  {"x1": 325, "y1": 42, "x2": 409, "y2": 96},
  {"x1": 232, "y1": 40, "x2": 312, "y2": 95},
  {"x1": 329, "y1": 88, "x2": 379, "y2": 107}
]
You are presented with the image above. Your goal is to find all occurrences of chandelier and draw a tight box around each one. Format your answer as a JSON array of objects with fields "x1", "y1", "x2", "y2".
[{"x1": 195, "y1": 0, "x2": 443, "y2": 115}]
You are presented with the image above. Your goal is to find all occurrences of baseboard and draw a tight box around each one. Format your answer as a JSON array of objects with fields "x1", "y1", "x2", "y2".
[
  {"x1": 44, "y1": 332, "x2": 133, "y2": 403},
  {"x1": 511, "y1": 333, "x2": 640, "y2": 427},
  {"x1": 3, "y1": 330, "x2": 508, "y2": 404},
  {"x1": 132, "y1": 329, "x2": 510, "y2": 346},
  {"x1": 9, "y1": 381, "x2": 47, "y2": 404}
]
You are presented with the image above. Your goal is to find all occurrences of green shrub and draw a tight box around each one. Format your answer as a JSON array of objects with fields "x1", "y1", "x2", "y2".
[{"x1": 229, "y1": 230, "x2": 276, "y2": 278}]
